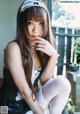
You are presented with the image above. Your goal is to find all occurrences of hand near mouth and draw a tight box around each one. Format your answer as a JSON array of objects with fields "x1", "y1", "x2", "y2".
[{"x1": 33, "y1": 37, "x2": 58, "y2": 57}]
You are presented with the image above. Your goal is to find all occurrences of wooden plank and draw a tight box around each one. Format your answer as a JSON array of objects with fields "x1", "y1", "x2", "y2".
[
  {"x1": 47, "y1": 0, "x2": 52, "y2": 20},
  {"x1": 66, "y1": 28, "x2": 72, "y2": 64},
  {"x1": 52, "y1": 27, "x2": 56, "y2": 38},
  {"x1": 57, "y1": 28, "x2": 65, "y2": 75}
]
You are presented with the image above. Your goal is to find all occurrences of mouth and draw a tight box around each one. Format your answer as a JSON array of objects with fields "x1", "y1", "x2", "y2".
[{"x1": 30, "y1": 35, "x2": 38, "y2": 41}]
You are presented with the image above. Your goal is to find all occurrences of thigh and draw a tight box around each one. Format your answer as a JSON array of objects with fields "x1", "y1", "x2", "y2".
[
  {"x1": 36, "y1": 78, "x2": 57, "y2": 107},
  {"x1": 36, "y1": 87, "x2": 48, "y2": 110},
  {"x1": 42, "y1": 76, "x2": 70, "y2": 102},
  {"x1": 41, "y1": 77, "x2": 61, "y2": 103}
]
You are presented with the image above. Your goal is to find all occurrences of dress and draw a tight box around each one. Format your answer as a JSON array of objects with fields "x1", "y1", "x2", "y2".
[
  {"x1": 0, "y1": 67, "x2": 41, "y2": 114},
  {"x1": 0, "y1": 66, "x2": 48, "y2": 114},
  {"x1": 0, "y1": 67, "x2": 30, "y2": 114}
]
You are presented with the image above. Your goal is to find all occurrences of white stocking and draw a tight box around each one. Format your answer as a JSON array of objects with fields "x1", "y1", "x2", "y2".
[{"x1": 37, "y1": 76, "x2": 71, "y2": 114}]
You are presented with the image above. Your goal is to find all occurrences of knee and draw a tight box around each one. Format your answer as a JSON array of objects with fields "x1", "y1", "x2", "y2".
[{"x1": 54, "y1": 76, "x2": 71, "y2": 94}]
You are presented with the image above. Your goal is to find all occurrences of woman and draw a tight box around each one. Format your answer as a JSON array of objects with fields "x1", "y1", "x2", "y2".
[{"x1": 0, "y1": 0, "x2": 71, "y2": 114}]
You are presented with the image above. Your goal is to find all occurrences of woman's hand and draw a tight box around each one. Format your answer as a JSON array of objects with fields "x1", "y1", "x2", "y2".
[{"x1": 34, "y1": 37, "x2": 57, "y2": 57}]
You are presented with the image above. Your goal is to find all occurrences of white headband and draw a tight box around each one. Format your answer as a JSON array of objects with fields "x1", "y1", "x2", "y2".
[{"x1": 20, "y1": 0, "x2": 48, "y2": 13}]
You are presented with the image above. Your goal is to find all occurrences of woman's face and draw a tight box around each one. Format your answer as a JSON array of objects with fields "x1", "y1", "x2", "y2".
[{"x1": 27, "y1": 20, "x2": 43, "y2": 41}]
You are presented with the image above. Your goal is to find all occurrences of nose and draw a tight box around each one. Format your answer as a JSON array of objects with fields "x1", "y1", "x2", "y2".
[{"x1": 33, "y1": 25, "x2": 39, "y2": 33}]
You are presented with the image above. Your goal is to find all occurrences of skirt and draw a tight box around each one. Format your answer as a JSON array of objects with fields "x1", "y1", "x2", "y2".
[{"x1": 0, "y1": 98, "x2": 31, "y2": 114}]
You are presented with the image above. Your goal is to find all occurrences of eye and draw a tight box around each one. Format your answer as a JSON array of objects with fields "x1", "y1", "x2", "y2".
[
  {"x1": 39, "y1": 21, "x2": 44, "y2": 25},
  {"x1": 27, "y1": 21, "x2": 32, "y2": 25}
]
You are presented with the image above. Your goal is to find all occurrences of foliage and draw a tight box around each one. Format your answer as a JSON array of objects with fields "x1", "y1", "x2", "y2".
[
  {"x1": 65, "y1": 95, "x2": 76, "y2": 113},
  {"x1": 74, "y1": 37, "x2": 80, "y2": 54},
  {"x1": 70, "y1": 63, "x2": 78, "y2": 67},
  {"x1": 53, "y1": 3, "x2": 65, "y2": 20},
  {"x1": 73, "y1": 37, "x2": 80, "y2": 64}
]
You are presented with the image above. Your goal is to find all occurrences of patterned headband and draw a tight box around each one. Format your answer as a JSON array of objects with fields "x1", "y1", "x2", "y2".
[{"x1": 20, "y1": 0, "x2": 48, "y2": 12}]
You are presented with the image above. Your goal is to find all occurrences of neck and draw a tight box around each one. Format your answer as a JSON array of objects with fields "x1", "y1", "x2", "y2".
[{"x1": 31, "y1": 48, "x2": 36, "y2": 57}]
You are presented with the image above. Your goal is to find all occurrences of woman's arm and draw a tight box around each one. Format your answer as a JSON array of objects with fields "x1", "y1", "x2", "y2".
[
  {"x1": 40, "y1": 54, "x2": 58, "y2": 85},
  {"x1": 5, "y1": 42, "x2": 45, "y2": 114},
  {"x1": 35, "y1": 37, "x2": 58, "y2": 85}
]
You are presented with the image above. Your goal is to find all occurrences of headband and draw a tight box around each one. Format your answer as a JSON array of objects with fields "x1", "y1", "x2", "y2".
[{"x1": 20, "y1": 0, "x2": 48, "y2": 13}]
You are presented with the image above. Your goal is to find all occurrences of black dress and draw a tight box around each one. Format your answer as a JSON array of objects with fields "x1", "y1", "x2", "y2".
[{"x1": 0, "y1": 67, "x2": 31, "y2": 114}]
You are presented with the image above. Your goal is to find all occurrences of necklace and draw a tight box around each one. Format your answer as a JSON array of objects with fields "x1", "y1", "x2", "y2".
[
  {"x1": 32, "y1": 53, "x2": 35, "y2": 57},
  {"x1": 31, "y1": 49, "x2": 36, "y2": 57}
]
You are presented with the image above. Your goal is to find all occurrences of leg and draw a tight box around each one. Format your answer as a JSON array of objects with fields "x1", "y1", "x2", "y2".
[{"x1": 38, "y1": 76, "x2": 71, "y2": 114}]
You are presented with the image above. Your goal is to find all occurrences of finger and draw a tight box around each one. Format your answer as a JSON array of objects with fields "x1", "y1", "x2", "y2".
[
  {"x1": 35, "y1": 43, "x2": 44, "y2": 48},
  {"x1": 35, "y1": 37, "x2": 46, "y2": 41},
  {"x1": 34, "y1": 41, "x2": 46, "y2": 46},
  {"x1": 35, "y1": 47, "x2": 43, "y2": 51},
  {"x1": 34, "y1": 38, "x2": 47, "y2": 45}
]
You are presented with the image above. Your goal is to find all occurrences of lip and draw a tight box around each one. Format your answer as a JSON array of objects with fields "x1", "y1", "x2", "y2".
[
  {"x1": 31, "y1": 35, "x2": 38, "y2": 37},
  {"x1": 30, "y1": 36, "x2": 37, "y2": 41}
]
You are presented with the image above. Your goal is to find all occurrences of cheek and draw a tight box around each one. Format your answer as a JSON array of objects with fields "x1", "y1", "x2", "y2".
[
  {"x1": 27, "y1": 26, "x2": 32, "y2": 35},
  {"x1": 40, "y1": 27, "x2": 44, "y2": 36}
]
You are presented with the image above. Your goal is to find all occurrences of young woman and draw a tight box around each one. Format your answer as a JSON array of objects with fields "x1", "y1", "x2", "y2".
[{"x1": 0, "y1": 0, "x2": 71, "y2": 114}]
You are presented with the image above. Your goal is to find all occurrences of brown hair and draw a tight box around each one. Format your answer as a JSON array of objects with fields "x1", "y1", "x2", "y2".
[{"x1": 16, "y1": 2, "x2": 54, "y2": 95}]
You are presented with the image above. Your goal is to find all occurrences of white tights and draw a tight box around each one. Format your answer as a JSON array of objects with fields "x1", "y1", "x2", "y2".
[{"x1": 36, "y1": 76, "x2": 71, "y2": 114}]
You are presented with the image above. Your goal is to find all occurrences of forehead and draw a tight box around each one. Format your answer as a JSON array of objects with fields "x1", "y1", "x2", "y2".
[
  {"x1": 28, "y1": 17, "x2": 43, "y2": 22},
  {"x1": 26, "y1": 7, "x2": 47, "y2": 21}
]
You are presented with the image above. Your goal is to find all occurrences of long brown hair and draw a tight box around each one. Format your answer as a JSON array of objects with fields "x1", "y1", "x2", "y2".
[{"x1": 16, "y1": 1, "x2": 54, "y2": 94}]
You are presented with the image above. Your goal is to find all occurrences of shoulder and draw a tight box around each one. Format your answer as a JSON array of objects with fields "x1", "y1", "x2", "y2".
[
  {"x1": 5, "y1": 41, "x2": 21, "y2": 57},
  {"x1": 6, "y1": 41, "x2": 20, "y2": 52},
  {"x1": 5, "y1": 41, "x2": 21, "y2": 64}
]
